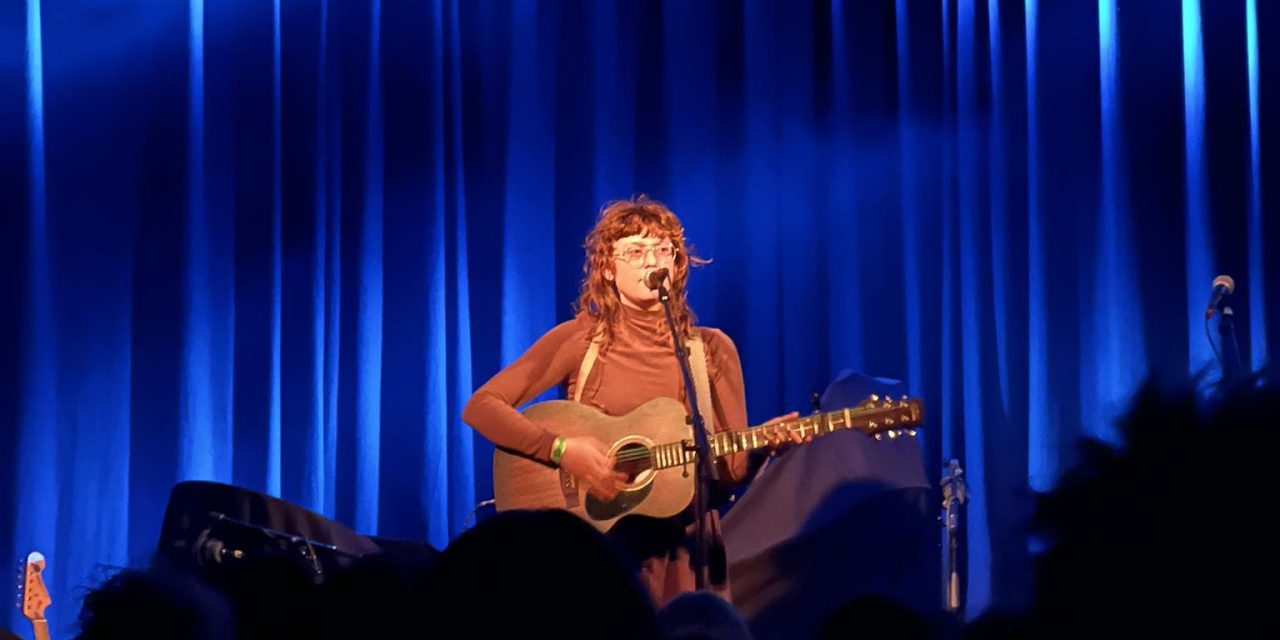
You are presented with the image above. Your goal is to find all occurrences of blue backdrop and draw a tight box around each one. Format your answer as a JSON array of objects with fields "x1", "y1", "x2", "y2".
[{"x1": 3, "y1": 0, "x2": 1278, "y2": 636}]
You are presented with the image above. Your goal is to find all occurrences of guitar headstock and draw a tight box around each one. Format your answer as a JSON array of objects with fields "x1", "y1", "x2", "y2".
[
  {"x1": 850, "y1": 394, "x2": 925, "y2": 440},
  {"x1": 18, "y1": 551, "x2": 51, "y2": 623}
]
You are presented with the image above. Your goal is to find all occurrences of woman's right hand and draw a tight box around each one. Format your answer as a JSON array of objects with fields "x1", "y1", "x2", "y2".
[{"x1": 558, "y1": 436, "x2": 626, "y2": 500}]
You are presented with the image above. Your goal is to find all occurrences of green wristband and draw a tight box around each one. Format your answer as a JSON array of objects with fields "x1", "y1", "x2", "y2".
[{"x1": 551, "y1": 436, "x2": 567, "y2": 464}]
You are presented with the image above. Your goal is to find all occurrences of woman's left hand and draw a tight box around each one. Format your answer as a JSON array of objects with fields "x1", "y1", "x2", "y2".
[{"x1": 761, "y1": 411, "x2": 810, "y2": 456}]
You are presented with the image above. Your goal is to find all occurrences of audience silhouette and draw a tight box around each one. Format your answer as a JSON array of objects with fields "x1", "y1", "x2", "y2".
[
  {"x1": 1018, "y1": 374, "x2": 1277, "y2": 638},
  {"x1": 425, "y1": 508, "x2": 660, "y2": 638},
  {"x1": 72, "y1": 563, "x2": 234, "y2": 640}
]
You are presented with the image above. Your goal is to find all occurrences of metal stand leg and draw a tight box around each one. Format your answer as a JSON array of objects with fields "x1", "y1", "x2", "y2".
[{"x1": 940, "y1": 459, "x2": 967, "y2": 616}]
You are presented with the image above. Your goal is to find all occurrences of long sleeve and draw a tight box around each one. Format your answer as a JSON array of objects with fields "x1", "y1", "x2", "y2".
[
  {"x1": 461, "y1": 314, "x2": 594, "y2": 465},
  {"x1": 701, "y1": 327, "x2": 751, "y2": 485}
]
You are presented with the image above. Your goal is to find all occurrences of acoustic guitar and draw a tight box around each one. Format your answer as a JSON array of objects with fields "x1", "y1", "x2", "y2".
[
  {"x1": 19, "y1": 551, "x2": 52, "y2": 640},
  {"x1": 493, "y1": 394, "x2": 924, "y2": 532}
]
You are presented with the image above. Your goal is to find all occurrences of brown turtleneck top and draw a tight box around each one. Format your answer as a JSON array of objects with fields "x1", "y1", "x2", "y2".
[{"x1": 461, "y1": 305, "x2": 750, "y2": 484}]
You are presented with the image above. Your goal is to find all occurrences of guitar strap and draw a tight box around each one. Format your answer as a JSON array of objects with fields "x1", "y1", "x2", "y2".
[
  {"x1": 687, "y1": 333, "x2": 715, "y2": 434},
  {"x1": 573, "y1": 326, "x2": 714, "y2": 434},
  {"x1": 573, "y1": 328, "x2": 603, "y2": 404}
]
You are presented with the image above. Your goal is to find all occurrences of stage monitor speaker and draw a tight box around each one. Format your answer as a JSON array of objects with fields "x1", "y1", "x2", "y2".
[{"x1": 156, "y1": 480, "x2": 434, "y2": 584}]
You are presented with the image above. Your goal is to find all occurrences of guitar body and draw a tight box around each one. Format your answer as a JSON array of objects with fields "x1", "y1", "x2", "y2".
[{"x1": 492, "y1": 397, "x2": 697, "y2": 532}]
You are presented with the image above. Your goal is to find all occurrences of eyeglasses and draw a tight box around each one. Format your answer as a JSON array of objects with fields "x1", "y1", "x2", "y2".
[{"x1": 613, "y1": 243, "x2": 677, "y2": 267}]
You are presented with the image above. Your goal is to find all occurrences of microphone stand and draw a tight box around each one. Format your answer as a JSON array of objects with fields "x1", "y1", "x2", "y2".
[
  {"x1": 191, "y1": 512, "x2": 358, "y2": 584},
  {"x1": 655, "y1": 281, "x2": 717, "y2": 591},
  {"x1": 1217, "y1": 305, "x2": 1245, "y2": 388}
]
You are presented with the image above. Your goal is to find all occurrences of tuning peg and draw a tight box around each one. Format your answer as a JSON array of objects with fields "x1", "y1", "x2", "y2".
[
  {"x1": 874, "y1": 433, "x2": 883, "y2": 441},
  {"x1": 888, "y1": 430, "x2": 899, "y2": 439},
  {"x1": 869, "y1": 394, "x2": 880, "y2": 402},
  {"x1": 907, "y1": 429, "x2": 917, "y2": 437}
]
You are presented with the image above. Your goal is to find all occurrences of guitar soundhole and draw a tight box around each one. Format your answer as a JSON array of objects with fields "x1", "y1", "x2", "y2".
[{"x1": 613, "y1": 442, "x2": 652, "y2": 484}]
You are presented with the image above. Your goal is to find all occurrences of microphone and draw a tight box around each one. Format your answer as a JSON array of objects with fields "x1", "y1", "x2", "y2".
[
  {"x1": 1205, "y1": 274, "x2": 1235, "y2": 318},
  {"x1": 645, "y1": 268, "x2": 669, "y2": 291}
]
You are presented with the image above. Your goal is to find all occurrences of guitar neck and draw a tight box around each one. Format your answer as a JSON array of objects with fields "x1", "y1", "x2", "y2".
[
  {"x1": 33, "y1": 619, "x2": 50, "y2": 640},
  {"x1": 649, "y1": 403, "x2": 919, "y2": 471}
]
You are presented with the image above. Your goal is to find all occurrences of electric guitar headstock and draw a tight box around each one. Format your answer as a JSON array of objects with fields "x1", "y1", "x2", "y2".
[{"x1": 17, "y1": 551, "x2": 52, "y2": 640}]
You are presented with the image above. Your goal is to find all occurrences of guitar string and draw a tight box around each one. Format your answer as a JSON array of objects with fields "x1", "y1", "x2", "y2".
[
  {"x1": 605, "y1": 413, "x2": 915, "y2": 464},
  {"x1": 610, "y1": 426, "x2": 815, "y2": 463},
  {"x1": 599, "y1": 401, "x2": 913, "y2": 452},
  {"x1": 608, "y1": 427, "x2": 794, "y2": 463},
  {"x1": 608, "y1": 422, "x2": 841, "y2": 462}
]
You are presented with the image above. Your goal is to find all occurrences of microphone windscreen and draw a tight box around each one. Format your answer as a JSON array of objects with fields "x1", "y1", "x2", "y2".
[{"x1": 645, "y1": 268, "x2": 669, "y2": 290}]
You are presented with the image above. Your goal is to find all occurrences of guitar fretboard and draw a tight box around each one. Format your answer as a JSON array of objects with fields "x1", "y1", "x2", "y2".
[{"x1": 649, "y1": 402, "x2": 920, "y2": 471}]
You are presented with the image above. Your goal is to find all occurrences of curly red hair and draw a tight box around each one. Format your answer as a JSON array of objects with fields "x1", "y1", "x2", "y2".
[{"x1": 573, "y1": 196, "x2": 709, "y2": 351}]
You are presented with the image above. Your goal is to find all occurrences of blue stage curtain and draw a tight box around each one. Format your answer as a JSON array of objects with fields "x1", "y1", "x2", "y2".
[{"x1": 3, "y1": 0, "x2": 1278, "y2": 634}]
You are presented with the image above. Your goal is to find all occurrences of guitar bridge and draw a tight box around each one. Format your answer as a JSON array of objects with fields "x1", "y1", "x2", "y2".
[{"x1": 559, "y1": 468, "x2": 580, "y2": 508}]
